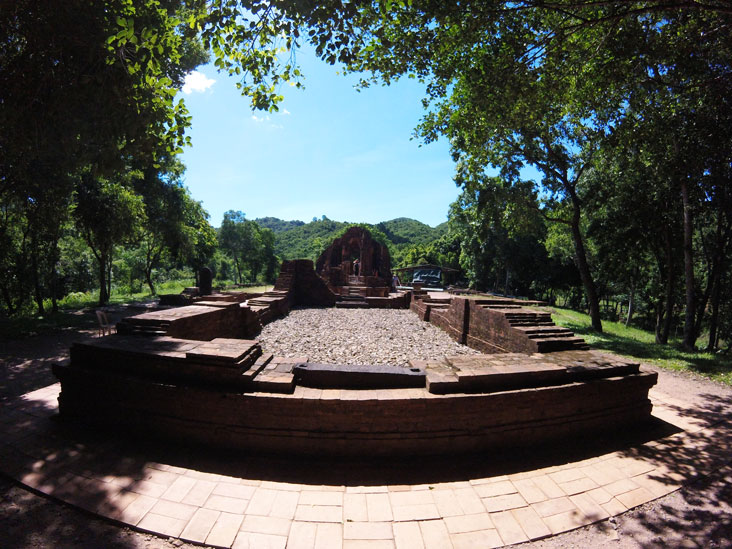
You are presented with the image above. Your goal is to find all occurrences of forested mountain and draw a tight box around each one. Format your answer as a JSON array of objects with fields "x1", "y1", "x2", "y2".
[
  {"x1": 375, "y1": 218, "x2": 447, "y2": 246},
  {"x1": 262, "y1": 216, "x2": 448, "y2": 264},
  {"x1": 269, "y1": 217, "x2": 348, "y2": 260},
  {"x1": 254, "y1": 217, "x2": 306, "y2": 233}
]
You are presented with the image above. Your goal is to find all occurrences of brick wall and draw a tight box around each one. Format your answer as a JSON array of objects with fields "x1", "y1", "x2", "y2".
[{"x1": 54, "y1": 362, "x2": 657, "y2": 457}]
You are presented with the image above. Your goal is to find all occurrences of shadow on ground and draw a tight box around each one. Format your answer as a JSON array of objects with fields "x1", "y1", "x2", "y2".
[{"x1": 3, "y1": 387, "x2": 732, "y2": 548}]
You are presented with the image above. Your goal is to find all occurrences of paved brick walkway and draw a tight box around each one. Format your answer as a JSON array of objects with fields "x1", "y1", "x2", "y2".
[{"x1": 1, "y1": 382, "x2": 730, "y2": 548}]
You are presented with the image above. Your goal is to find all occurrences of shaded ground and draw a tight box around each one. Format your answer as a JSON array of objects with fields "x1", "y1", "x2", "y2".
[{"x1": 1, "y1": 308, "x2": 731, "y2": 548}]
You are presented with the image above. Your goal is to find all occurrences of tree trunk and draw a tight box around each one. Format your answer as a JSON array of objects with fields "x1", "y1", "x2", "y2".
[
  {"x1": 98, "y1": 251, "x2": 108, "y2": 305},
  {"x1": 145, "y1": 267, "x2": 156, "y2": 296},
  {"x1": 569, "y1": 198, "x2": 602, "y2": 332},
  {"x1": 707, "y1": 275, "x2": 721, "y2": 351},
  {"x1": 705, "y1": 205, "x2": 731, "y2": 350},
  {"x1": 655, "y1": 297, "x2": 664, "y2": 343},
  {"x1": 656, "y1": 228, "x2": 676, "y2": 344},
  {"x1": 51, "y1": 264, "x2": 59, "y2": 313},
  {"x1": 680, "y1": 179, "x2": 697, "y2": 351},
  {"x1": 106, "y1": 255, "x2": 112, "y2": 301},
  {"x1": 626, "y1": 280, "x2": 635, "y2": 327},
  {"x1": 234, "y1": 256, "x2": 242, "y2": 284},
  {"x1": 49, "y1": 236, "x2": 61, "y2": 313},
  {"x1": 30, "y1": 240, "x2": 44, "y2": 315}
]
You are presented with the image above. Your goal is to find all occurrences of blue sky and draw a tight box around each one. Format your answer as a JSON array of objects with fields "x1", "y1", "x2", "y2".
[{"x1": 177, "y1": 49, "x2": 461, "y2": 228}]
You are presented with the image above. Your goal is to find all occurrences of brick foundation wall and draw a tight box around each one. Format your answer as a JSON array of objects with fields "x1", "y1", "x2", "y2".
[
  {"x1": 164, "y1": 306, "x2": 259, "y2": 340},
  {"x1": 53, "y1": 362, "x2": 657, "y2": 457}
]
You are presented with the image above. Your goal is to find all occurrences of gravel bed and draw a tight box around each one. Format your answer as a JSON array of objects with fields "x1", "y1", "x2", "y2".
[{"x1": 257, "y1": 307, "x2": 481, "y2": 366}]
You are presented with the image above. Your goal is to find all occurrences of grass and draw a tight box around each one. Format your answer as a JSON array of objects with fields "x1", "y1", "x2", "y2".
[{"x1": 545, "y1": 306, "x2": 732, "y2": 386}]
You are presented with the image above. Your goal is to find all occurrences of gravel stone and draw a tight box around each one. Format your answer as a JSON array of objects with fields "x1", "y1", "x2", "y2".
[{"x1": 258, "y1": 307, "x2": 481, "y2": 366}]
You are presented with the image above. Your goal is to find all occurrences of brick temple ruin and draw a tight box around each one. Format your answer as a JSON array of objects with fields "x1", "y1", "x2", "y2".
[{"x1": 53, "y1": 227, "x2": 657, "y2": 456}]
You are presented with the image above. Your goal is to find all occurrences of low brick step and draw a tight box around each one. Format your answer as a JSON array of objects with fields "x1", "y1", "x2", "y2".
[
  {"x1": 567, "y1": 360, "x2": 639, "y2": 381},
  {"x1": 248, "y1": 297, "x2": 284, "y2": 306},
  {"x1": 515, "y1": 326, "x2": 573, "y2": 335},
  {"x1": 503, "y1": 311, "x2": 551, "y2": 318},
  {"x1": 117, "y1": 325, "x2": 168, "y2": 336},
  {"x1": 509, "y1": 320, "x2": 555, "y2": 327},
  {"x1": 536, "y1": 337, "x2": 590, "y2": 352},
  {"x1": 242, "y1": 353, "x2": 273, "y2": 381},
  {"x1": 116, "y1": 318, "x2": 171, "y2": 336},
  {"x1": 120, "y1": 318, "x2": 172, "y2": 328},
  {"x1": 335, "y1": 301, "x2": 370, "y2": 309},
  {"x1": 504, "y1": 317, "x2": 553, "y2": 323},
  {"x1": 427, "y1": 297, "x2": 453, "y2": 304},
  {"x1": 527, "y1": 332, "x2": 576, "y2": 340},
  {"x1": 251, "y1": 370, "x2": 295, "y2": 393},
  {"x1": 423, "y1": 301, "x2": 450, "y2": 309}
]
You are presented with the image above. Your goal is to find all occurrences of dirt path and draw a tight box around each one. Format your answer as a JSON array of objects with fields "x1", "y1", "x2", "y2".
[{"x1": 1, "y1": 318, "x2": 731, "y2": 548}]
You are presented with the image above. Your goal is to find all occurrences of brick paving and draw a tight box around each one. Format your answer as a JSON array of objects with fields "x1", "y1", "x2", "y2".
[{"x1": 1, "y1": 382, "x2": 731, "y2": 548}]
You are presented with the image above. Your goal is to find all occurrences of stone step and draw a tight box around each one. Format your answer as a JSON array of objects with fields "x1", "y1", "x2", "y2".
[
  {"x1": 527, "y1": 331, "x2": 576, "y2": 340},
  {"x1": 118, "y1": 326, "x2": 168, "y2": 336},
  {"x1": 242, "y1": 353, "x2": 273, "y2": 381},
  {"x1": 116, "y1": 320, "x2": 170, "y2": 336},
  {"x1": 121, "y1": 318, "x2": 172, "y2": 327},
  {"x1": 535, "y1": 337, "x2": 590, "y2": 352},
  {"x1": 251, "y1": 371, "x2": 295, "y2": 393},
  {"x1": 335, "y1": 301, "x2": 370, "y2": 309},
  {"x1": 248, "y1": 297, "x2": 285, "y2": 306},
  {"x1": 515, "y1": 326, "x2": 573, "y2": 335},
  {"x1": 503, "y1": 312, "x2": 551, "y2": 318},
  {"x1": 504, "y1": 317, "x2": 553, "y2": 323},
  {"x1": 423, "y1": 302, "x2": 450, "y2": 309}
]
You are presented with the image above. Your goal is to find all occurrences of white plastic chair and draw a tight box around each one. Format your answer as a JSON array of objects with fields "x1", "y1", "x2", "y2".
[{"x1": 96, "y1": 310, "x2": 114, "y2": 337}]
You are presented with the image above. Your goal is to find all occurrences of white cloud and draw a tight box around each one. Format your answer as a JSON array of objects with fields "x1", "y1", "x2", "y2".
[
  {"x1": 182, "y1": 71, "x2": 215, "y2": 94},
  {"x1": 280, "y1": 108, "x2": 291, "y2": 116},
  {"x1": 251, "y1": 113, "x2": 283, "y2": 129}
]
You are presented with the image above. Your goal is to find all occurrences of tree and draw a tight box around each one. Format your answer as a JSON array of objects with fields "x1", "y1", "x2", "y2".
[
  {"x1": 74, "y1": 172, "x2": 145, "y2": 305},
  {"x1": 260, "y1": 228, "x2": 280, "y2": 283},
  {"x1": 447, "y1": 175, "x2": 548, "y2": 296},
  {"x1": 596, "y1": 10, "x2": 732, "y2": 348},
  {"x1": 1, "y1": 0, "x2": 207, "y2": 312},
  {"x1": 219, "y1": 211, "x2": 267, "y2": 284},
  {"x1": 132, "y1": 158, "x2": 216, "y2": 295}
]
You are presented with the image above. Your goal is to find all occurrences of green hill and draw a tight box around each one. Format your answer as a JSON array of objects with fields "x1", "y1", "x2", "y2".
[
  {"x1": 254, "y1": 217, "x2": 305, "y2": 233},
  {"x1": 272, "y1": 217, "x2": 348, "y2": 260},
  {"x1": 375, "y1": 218, "x2": 440, "y2": 246},
  {"x1": 259, "y1": 216, "x2": 447, "y2": 262}
]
